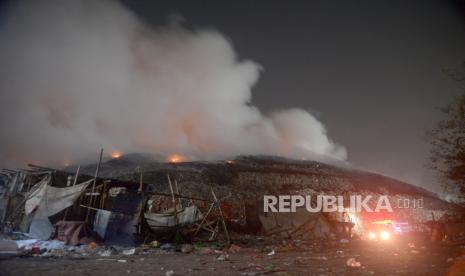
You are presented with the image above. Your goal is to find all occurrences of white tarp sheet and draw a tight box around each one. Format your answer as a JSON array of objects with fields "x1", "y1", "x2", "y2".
[
  {"x1": 25, "y1": 175, "x2": 50, "y2": 216},
  {"x1": 144, "y1": 205, "x2": 203, "y2": 232},
  {"x1": 26, "y1": 177, "x2": 92, "y2": 239}
]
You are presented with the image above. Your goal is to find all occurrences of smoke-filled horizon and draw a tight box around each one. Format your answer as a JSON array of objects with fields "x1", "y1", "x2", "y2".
[{"x1": 0, "y1": 0, "x2": 347, "y2": 169}]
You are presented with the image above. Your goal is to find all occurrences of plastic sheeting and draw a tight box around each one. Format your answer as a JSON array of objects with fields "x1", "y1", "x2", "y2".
[
  {"x1": 24, "y1": 175, "x2": 50, "y2": 216},
  {"x1": 26, "y1": 177, "x2": 92, "y2": 239},
  {"x1": 102, "y1": 191, "x2": 143, "y2": 246},
  {"x1": 93, "y1": 209, "x2": 111, "y2": 239},
  {"x1": 144, "y1": 205, "x2": 203, "y2": 233}
]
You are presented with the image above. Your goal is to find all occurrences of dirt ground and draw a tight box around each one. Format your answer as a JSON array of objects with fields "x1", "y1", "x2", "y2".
[{"x1": 1, "y1": 240, "x2": 465, "y2": 276}]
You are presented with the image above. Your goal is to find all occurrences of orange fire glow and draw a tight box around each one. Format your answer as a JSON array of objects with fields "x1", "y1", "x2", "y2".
[
  {"x1": 167, "y1": 154, "x2": 185, "y2": 163},
  {"x1": 111, "y1": 151, "x2": 122, "y2": 159}
]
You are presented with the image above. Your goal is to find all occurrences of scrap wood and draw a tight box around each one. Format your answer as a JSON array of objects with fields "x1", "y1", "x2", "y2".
[
  {"x1": 211, "y1": 188, "x2": 230, "y2": 244},
  {"x1": 191, "y1": 188, "x2": 231, "y2": 244},
  {"x1": 188, "y1": 219, "x2": 217, "y2": 234},
  {"x1": 194, "y1": 201, "x2": 216, "y2": 236}
]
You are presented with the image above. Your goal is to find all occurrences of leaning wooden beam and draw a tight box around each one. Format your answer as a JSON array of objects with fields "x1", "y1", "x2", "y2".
[
  {"x1": 18, "y1": 170, "x2": 51, "y2": 176},
  {"x1": 85, "y1": 148, "x2": 103, "y2": 222},
  {"x1": 27, "y1": 164, "x2": 57, "y2": 171},
  {"x1": 193, "y1": 202, "x2": 215, "y2": 236},
  {"x1": 1, "y1": 169, "x2": 18, "y2": 173},
  {"x1": 211, "y1": 188, "x2": 231, "y2": 244},
  {"x1": 16, "y1": 169, "x2": 37, "y2": 173},
  {"x1": 80, "y1": 204, "x2": 99, "y2": 211}
]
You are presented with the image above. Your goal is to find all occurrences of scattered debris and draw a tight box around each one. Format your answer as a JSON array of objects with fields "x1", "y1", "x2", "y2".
[
  {"x1": 98, "y1": 249, "x2": 113, "y2": 257},
  {"x1": 88, "y1": 242, "x2": 97, "y2": 250},
  {"x1": 198, "y1": 247, "x2": 214, "y2": 255},
  {"x1": 216, "y1": 254, "x2": 229, "y2": 261},
  {"x1": 346, "y1": 257, "x2": 361, "y2": 267},
  {"x1": 122, "y1": 248, "x2": 136, "y2": 255},
  {"x1": 150, "y1": 240, "x2": 160, "y2": 248},
  {"x1": 228, "y1": 244, "x2": 242, "y2": 253},
  {"x1": 160, "y1": 243, "x2": 175, "y2": 251},
  {"x1": 181, "y1": 244, "x2": 193, "y2": 253}
]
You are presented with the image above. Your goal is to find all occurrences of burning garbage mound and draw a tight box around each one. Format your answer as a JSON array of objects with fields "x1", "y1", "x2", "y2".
[
  {"x1": 1, "y1": 153, "x2": 465, "y2": 276},
  {"x1": 1, "y1": 153, "x2": 464, "y2": 250},
  {"x1": 71, "y1": 153, "x2": 464, "y2": 240}
]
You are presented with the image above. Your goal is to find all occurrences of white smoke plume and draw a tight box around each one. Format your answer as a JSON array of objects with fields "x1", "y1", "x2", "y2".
[{"x1": 0, "y1": 0, "x2": 346, "y2": 167}]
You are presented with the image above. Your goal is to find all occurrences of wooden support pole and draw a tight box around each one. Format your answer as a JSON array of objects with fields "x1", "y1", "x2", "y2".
[
  {"x1": 174, "y1": 179, "x2": 182, "y2": 207},
  {"x1": 167, "y1": 174, "x2": 179, "y2": 226},
  {"x1": 63, "y1": 165, "x2": 80, "y2": 221},
  {"x1": 86, "y1": 148, "x2": 103, "y2": 223},
  {"x1": 72, "y1": 165, "x2": 81, "y2": 186},
  {"x1": 138, "y1": 171, "x2": 144, "y2": 192},
  {"x1": 99, "y1": 180, "x2": 108, "y2": 209}
]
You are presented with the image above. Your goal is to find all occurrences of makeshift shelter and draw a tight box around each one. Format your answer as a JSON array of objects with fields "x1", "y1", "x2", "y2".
[
  {"x1": 24, "y1": 175, "x2": 91, "y2": 239},
  {"x1": 92, "y1": 187, "x2": 144, "y2": 246}
]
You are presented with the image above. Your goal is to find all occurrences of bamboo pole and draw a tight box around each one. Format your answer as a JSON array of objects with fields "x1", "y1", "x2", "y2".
[
  {"x1": 167, "y1": 174, "x2": 179, "y2": 228},
  {"x1": 99, "y1": 180, "x2": 108, "y2": 209},
  {"x1": 73, "y1": 165, "x2": 81, "y2": 186},
  {"x1": 85, "y1": 148, "x2": 103, "y2": 222},
  {"x1": 80, "y1": 204, "x2": 99, "y2": 211},
  {"x1": 193, "y1": 202, "x2": 215, "y2": 236},
  {"x1": 63, "y1": 165, "x2": 80, "y2": 221},
  {"x1": 174, "y1": 179, "x2": 182, "y2": 207}
]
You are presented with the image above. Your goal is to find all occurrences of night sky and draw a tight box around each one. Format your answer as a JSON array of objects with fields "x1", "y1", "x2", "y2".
[{"x1": 120, "y1": 0, "x2": 465, "y2": 193}]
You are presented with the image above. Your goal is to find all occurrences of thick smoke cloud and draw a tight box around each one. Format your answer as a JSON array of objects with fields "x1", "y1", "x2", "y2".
[{"x1": 0, "y1": 0, "x2": 346, "y2": 167}]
